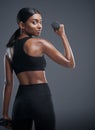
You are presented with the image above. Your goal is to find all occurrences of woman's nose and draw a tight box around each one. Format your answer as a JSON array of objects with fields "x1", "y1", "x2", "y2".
[{"x1": 37, "y1": 23, "x2": 42, "y2": 29}]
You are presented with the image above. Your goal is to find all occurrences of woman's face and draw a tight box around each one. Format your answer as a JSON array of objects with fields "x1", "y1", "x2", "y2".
[{"x1": 23, "y1": 13, "x2": 42, "y2": 36}]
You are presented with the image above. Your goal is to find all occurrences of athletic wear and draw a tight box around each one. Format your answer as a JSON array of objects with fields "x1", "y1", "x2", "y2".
[
  {"x1": 12, "y1": 83, "x2": 56, "y2": 130},
  {"x1": 11, "y1": 37, "x2": 56, "y2": 130},
  {"x1": 12, "y1": 37, "x2": 46, "y2": 75}
]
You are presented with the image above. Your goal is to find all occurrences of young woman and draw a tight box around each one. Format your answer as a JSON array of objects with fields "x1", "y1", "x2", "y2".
[{"x1": 1, "y1": 7, "x2": 75, "y2": 130}]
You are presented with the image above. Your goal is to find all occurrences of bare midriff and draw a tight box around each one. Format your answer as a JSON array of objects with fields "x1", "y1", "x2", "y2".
[{"x1": 17, "y1": 70, "x2": 47, "y2": 85}]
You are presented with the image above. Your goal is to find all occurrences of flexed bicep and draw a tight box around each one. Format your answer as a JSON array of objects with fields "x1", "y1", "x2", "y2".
[{"x1": 42, "y1": 40, "x2": 71, "y2": 67}]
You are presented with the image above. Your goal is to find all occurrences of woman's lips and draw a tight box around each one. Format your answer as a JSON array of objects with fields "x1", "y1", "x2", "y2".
[
  {"x1": 36, "y1": 30, "x2": 42, "y2": 34},
  {"x1": 37, "y1": 30, "x2": 41, "y2": 33}
]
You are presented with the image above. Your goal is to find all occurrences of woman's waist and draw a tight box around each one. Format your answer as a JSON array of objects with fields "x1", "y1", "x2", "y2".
[
  {"x1": 19, "y1": 79, "x2": 47, "y2": 85},
  {"x1": 15, "y1": 83, "x2": 51, "y2": 99},
  {"x1": 17, "y1": 70, "x2": 47, "y2": 85}
]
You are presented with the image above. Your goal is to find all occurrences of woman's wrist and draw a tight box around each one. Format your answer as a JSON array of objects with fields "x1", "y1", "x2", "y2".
[
  {"x1": 2, "y1": 114, "x2": 9, "y2": 119},
  {"x1": 60, "y1": 33, "x2": 66, "y2": 41}
]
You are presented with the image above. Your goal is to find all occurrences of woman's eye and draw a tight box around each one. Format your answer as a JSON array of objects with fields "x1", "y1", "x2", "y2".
[
  {"x1": 32, "y1": 20, "x2": 42, "y2": 25},
  {"x1": 32, "y1": 21, "x2": 37, "y2": 25}
]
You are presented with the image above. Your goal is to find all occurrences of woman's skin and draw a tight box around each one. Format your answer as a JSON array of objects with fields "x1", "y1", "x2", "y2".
[{"x1": 2, "y1": 13, "x2": 75, "y2": 127}]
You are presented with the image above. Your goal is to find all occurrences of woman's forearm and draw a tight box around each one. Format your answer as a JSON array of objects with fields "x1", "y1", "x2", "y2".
[
  {"x1": 2, "y1": 83, "x2": 13, "y2": 118},
  {"x1": 61, "y1": 33, "x2": 75, "y2": 68}
]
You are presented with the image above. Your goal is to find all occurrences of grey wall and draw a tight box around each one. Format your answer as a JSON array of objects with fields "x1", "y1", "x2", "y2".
[{"x1": 0, "y1": 0, "x2": 95, "y2": 130}]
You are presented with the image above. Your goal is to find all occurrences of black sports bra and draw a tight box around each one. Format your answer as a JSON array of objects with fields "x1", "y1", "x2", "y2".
[{"x1": 11, "y1": 37, "x2": 46, "y2": 75}]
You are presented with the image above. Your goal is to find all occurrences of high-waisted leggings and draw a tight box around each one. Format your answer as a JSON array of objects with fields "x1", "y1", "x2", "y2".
[{"x1": 12, "y1": 83, "x2": 56, "y2": 130}]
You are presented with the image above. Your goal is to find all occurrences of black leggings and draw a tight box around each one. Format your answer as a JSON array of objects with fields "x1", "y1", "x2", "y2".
[{"x1": 12, "y1": 83, "x2": 56, "y2": 130}]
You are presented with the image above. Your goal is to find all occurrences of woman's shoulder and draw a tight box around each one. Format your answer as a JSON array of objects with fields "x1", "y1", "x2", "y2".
[
  {"x1": 28, "y1": 37, "x2": 49, "y2": 42},
  {"x1": 26, "y1": 37, "x2": 51, "y2": 46},
  {"x1": 5, "y1": 47, "x2": 13, "y2": 61}
]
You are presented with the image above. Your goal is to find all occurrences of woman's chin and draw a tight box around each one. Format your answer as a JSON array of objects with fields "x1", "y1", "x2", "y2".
[{"x1": 34, "y1": 34, "x2": 41, "y2": 37}]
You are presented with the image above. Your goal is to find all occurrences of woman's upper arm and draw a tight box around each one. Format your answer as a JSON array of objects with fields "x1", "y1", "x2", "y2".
[
  {"x1": 4, "y1": 54, "x2": 13, "y2": 86},
  {"x1": 42, "y1": 39, "x2": 70, "y2": 67}
]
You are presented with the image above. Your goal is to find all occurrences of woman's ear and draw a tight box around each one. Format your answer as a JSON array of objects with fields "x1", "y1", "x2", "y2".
[{"x1": 18, "y1": 21, "x2": 25, "y2": 30}]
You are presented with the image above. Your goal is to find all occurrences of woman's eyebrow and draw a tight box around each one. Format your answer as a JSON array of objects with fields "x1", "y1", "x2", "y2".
[{"x1": 32, "y1": 18, "x2": 42, "y2": 21}]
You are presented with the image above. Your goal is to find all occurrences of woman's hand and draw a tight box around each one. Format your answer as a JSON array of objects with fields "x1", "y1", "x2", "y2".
[
  {"x1": 55, "y1": 24, "x2": 65, "y2": 37},
  {"x1": 0, "y1": 116, "x2": 12, "y2": 129}
]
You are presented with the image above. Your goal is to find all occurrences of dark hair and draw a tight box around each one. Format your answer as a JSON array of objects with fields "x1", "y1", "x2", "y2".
[{"x1": 6, "y1": 7, "x2": 40, "y2": 47}]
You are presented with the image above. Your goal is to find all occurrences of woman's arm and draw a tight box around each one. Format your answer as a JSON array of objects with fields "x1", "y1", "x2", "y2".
[
  {"x1": 2, "y1": 53, "x2": 13, "y2": 119},
  {"x1": 42, "y1": 24, "x2": 75, "y2": 68}
]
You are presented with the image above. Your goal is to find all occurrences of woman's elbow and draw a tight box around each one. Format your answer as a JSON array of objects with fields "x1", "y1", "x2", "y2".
[
  {"x1": 68, "y1": 60, "x2": 75, "y2": 69},
  {"x1": 4, "y1": 80, "x2": 13, "y2": 87},
  {"x1": 63, "y1": 60, "x2": 75, "y2": 69},
  {"x1": 69, "y1": 63, "x2": 75, "y2": 69}
]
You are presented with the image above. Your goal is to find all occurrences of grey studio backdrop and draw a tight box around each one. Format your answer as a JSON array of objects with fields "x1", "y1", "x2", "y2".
[{"x1": 0, "y1": 0, "x2": 95, "y2": 130}]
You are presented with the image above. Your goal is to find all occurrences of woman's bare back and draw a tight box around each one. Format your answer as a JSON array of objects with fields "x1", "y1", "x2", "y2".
[{"x1": 17, "y1": 70, "x2": 47, "y2": 85}]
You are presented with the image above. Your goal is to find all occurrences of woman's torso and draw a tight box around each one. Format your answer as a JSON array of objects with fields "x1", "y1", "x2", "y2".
[{"x1": 11, "y1": 37, "x2": 47, "y2": 85}]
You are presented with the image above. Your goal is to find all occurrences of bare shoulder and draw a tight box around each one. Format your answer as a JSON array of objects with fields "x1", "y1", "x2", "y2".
[
  {"x1": 27, "y1": 37, "x2": 50, "y2": 44},
  {"x1": 25, "y1": 37, "x2": 52, "y2": 49},
  {"x1": 23, "y1": 37, "x2": 52, "y2": 56}
]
